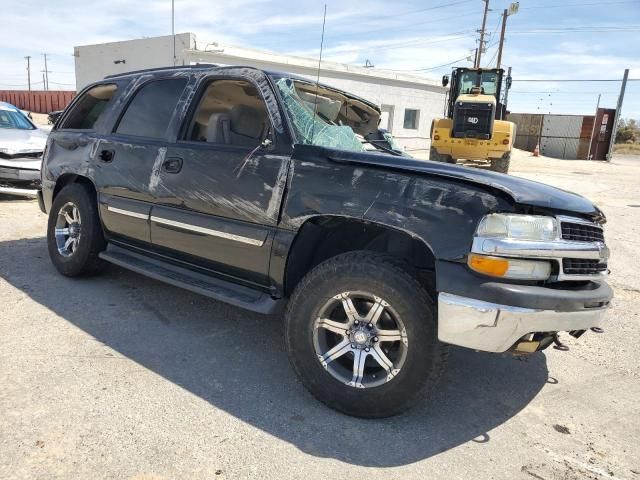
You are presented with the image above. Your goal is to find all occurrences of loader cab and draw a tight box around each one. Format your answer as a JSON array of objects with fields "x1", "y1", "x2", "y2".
[{"x1": 442, "y1": 68, "x2": 508, "y2": 140}]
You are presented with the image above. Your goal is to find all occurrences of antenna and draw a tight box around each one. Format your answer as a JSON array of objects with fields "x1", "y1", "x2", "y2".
[{"x1": 310, "y1": 4, "x2": 327, "y2": 144}]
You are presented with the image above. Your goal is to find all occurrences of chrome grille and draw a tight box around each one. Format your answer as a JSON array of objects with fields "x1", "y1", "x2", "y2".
[
  {"x1": 562, "y1": 258, "x2": 607, "y2": 276},
  {"x1": 561, "y1": 221, "x2": 604, "y2": 243}
]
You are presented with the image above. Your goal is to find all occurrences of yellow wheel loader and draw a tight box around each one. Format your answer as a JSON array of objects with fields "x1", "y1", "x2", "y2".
[{"x1": 430, "y1": 68, "x2": 515, "y2": 173}]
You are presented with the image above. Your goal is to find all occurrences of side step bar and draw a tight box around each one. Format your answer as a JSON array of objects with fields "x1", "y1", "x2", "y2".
[{"x1": 99, "y1": 244, "x2": 283, "y2": 314}]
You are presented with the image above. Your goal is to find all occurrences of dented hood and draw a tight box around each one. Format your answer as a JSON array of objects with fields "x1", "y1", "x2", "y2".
[{"x1": 299, "y1": 145, "x2": 602, "y2": 217}]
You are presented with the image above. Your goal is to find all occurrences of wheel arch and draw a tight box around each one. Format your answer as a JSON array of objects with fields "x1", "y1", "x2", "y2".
[
  {"x1": 53, "y1": 173, "x2": 97, "y2": 201},
  {"x1": 283, "y1": 215, "x2": 437, "y2": 297}
]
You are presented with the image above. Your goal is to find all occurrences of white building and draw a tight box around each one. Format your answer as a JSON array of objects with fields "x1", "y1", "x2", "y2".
[{"x1": 74, "y1": 33, "x2": 446, "y2": 156}]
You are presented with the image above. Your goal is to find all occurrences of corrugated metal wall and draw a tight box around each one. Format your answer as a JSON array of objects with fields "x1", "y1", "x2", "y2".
[
  {"x1": 507, "y1": 112, "x2": 601, "y2": 160},
  {"x1": 0, "y1": 90, "x2": 75, "y2": 114}
]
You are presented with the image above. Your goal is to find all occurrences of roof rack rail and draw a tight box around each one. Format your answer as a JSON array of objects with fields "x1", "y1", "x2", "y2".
[{"x1": 104, "y1": 64, "x2": 217, "y2": 79}]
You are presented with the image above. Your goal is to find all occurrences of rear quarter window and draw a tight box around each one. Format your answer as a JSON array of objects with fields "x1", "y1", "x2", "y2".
[
  {"x1": 115, "y1": 78, "x2": 187, "y2": 140},
  {"x1": 61, "y1": 84, "x2": 118, "y2": 130}
]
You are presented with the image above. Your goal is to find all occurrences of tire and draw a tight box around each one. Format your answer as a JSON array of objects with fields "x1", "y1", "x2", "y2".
[
  {"x1": 429, "y1": 146, "x2": 455, "y2": 164},
  {"x1": 47, "y1": 183, "x2": 107, "y2": 277},
  {"x1": 490, "y1": 152, "x2": 511, "y2": 174},
  {"x1": 285, "y1": 251, "x2": 449, "y2": 418}
]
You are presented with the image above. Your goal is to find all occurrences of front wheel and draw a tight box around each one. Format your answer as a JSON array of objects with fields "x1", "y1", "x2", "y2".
[
  {"x1": 429, "y1": 146, "x2": 455, "y2": 164},
  {"x1": 285, "y1": 251, "x2": 449, "y2": 418},
  {"x1": 490, "y1": 152, "x2": 511, "y2": 173}
]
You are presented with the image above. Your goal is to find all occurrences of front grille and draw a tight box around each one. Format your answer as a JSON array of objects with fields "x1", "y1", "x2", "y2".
[
  {"x1": 561, "y1": 221, "x2": 604, "y2": 243},
  {"x1": 452, "y1": 103, "x2": 493, "y2": 139},
  {"x1": 562, "y1": 258, "x2": 607, "y2": 275}
]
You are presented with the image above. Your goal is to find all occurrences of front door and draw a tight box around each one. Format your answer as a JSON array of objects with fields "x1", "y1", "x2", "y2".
[{"x1": 149, "y1": 74, "x2": 291, "y2": 286}]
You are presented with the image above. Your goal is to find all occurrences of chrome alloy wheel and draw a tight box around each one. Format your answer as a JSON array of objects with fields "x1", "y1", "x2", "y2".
[
  {"x1": 54, "y1": 202, "x2": 82, "y2": 257},
  {"x1": 313, "y1": 291, "x2": 409, "y2": 389}
]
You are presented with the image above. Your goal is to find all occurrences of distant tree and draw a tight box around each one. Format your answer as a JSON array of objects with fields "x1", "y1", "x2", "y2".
[{"x1": 616, "y1": 118, "x2": 639, "y2": 143}]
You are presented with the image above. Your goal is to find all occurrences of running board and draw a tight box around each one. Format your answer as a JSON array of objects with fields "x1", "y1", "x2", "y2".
[{"x1": 99, "y1": 244, "x2": 283, "y2": 314}]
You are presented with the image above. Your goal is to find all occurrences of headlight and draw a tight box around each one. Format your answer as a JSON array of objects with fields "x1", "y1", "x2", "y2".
[
  {"x1": 468, "y1": 254, "x2": 551, "y2": 280},
  {"x1": 476, "y1": 214, "x2": 558, "y2": 242}
]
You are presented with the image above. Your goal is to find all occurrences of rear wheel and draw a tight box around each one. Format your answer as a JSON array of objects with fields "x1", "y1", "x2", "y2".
[
  {"x1": 285, "y1": 251, "x2": 449, "y2": 418},
  {"x1": 490, "y1": 152, "x2": 511, "y2": 174},
  {"x1": 47, "y1": 183, "x2": 107, "y2": 277},
  {"x1": 429, "y1": 146, "x2": 455, "y2": 164}
]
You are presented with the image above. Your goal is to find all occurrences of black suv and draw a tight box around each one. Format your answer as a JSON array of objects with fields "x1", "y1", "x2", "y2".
[{"x1": 40, "y1": 65, "x2": 612, "y2": 418}]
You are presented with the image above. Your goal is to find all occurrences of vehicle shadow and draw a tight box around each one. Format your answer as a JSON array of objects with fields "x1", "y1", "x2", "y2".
[{"x1": 0, "y1": 236, "x2": 549, "y2": 467}]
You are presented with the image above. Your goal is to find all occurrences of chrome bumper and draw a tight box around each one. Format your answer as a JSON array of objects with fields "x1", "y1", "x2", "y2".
[{"x1": 437, "y1": 292, "x2": 608, "y2": 353}]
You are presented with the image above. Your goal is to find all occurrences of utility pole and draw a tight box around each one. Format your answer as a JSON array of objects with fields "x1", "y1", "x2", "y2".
[
  {"x1": 42, "y1": 53, "x2": 50, "y2": 91},
  {"x1": 475, "y1": 0, "x2": 489, "y2": 68},
  {"x1": 497, "y1": 3, "x2": 519, "y2": 69},
  {"x1": 607, "y1": 68, "x2": 629, "y2": 161},
  {"x1": 24, "y1": 56, "x2": 31, "y2": 91},
  {"x1": 496, "y1": 10, "x2": 508, "y2": 68},
  {"x1": 587, "y1": 93, "x2": 601, "y2": 160},
  {"x1": 172, "y1": 0, "x2": 176, "y2": 66}
]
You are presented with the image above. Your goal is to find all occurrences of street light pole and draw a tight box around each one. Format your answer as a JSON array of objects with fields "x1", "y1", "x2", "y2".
[{"x1": 496, "y1": 2, "x2": 519, "y2": 69}]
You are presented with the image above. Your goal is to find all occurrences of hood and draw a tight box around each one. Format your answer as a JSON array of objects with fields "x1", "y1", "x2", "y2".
[
  {"x1": 302, "y1": 145, "x2": 601, "y2": 217},
  {"x1": 0, "y1": 127, "x2": 48, "y2": 155}
]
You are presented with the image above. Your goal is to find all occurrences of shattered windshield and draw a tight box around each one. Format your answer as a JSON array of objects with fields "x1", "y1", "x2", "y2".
[{"x1": 274, "y1": 78, "x2": 365, "y2": 153}]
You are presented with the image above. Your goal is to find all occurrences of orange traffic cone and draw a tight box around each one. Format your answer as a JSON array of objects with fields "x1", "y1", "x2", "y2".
[{"x1": 533, "y1": 143, "x2": 540, "y2": 157}]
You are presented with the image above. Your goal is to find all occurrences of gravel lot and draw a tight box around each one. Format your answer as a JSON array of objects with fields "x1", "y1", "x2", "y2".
[{"x1": 1, "y1": 150, "x2": 639, "y2": 480}]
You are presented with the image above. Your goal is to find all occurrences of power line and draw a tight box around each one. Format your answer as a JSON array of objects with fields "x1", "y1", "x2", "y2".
[
  {"x1": 328, "y1": 12, "x2": 479, "y2": 39},
  {"x1": 515, "y1": 78, "x2": 640, "y2": 82},
  {"x1": 520, "y1": 0, "x2": 638, "y2": 9},
  {"x1": 323, "y1": 31, "x2": 474, "y2": 56},
  {"x1": 384, "y1": 0, "x2": 475, "y2": 19},
  {"x1": 387, "y1": 55, "x2": 473, "y2": 72}
]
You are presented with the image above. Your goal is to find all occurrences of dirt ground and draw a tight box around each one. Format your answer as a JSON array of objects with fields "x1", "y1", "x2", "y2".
[{"x1": 1, "y1": 150, "x2": 639, "y2": 480}]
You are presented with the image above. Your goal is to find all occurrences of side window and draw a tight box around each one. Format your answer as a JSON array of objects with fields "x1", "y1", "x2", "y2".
[
  {"x1": 61, "y1": 84, "x2": 117, "y2": 130},
  {"x1": 115, "y1": 78, "x2": 187, "y2": 140},
  {"x1": 403, "y1": 108, "x2": 420, "y2": 130},
  {"x1": 185, "y1": 79, "x2": 270, "y2": 148}
]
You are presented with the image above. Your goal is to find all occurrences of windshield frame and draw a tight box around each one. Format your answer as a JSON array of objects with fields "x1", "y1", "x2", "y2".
[{"x1": 0, "y1": 106, "x2": 37, "y2": 131}]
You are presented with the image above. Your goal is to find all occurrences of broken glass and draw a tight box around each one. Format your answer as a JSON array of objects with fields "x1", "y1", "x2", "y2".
[{"x1": 275, "y1": 78, "x2": 364, "y2": 153}]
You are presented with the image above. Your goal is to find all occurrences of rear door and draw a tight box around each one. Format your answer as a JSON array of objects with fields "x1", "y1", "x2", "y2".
[
  {"x1": 95, "y1": 76, "x2": 189, "y2": 245},
  {"x1": 149, "y1": 71, "x2": 292, "y2": 285}
]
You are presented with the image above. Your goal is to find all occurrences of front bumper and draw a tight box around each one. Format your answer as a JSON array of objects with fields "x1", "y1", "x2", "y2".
[
  {"x1": 438, "y1": 292, "x2": 609, "y2": 352},
  {"x1": 0, "y1": 158, "x2": 41, "y2": 187}
]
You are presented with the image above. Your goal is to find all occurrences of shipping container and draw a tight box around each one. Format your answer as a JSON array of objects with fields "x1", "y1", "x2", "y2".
[
  {"x1": 0, "y1": 90, "x2": 75, "y2": 114},
  {"x1": 542, "y1": 115, "x2": 583, "y2": 139}
]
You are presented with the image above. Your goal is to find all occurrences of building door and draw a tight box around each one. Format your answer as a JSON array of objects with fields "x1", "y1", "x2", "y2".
[{"x1": 380, "y1": 105, "x2": 394, "y2": 132}]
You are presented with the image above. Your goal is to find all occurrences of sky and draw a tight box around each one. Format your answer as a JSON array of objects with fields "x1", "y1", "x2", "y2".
[{"x1": 2, "y1": 0, "x2": 639, "y2": 117}]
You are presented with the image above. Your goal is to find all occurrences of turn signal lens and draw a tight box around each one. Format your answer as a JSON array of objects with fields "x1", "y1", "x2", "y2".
[
  {"x1": 502, "y1": 138, "x2": 510, "y2": 145},
  {"x1": 468, "y1": 254, "x2": 509, "y2": 276},
  {"x1": 468, "y1": 254, "x2": 552, "y2": 280}
]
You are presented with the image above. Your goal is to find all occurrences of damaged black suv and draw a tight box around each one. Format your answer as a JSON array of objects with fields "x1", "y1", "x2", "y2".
[{"x1": 40, "y1": 65, "x2": 612, "y2": 418}]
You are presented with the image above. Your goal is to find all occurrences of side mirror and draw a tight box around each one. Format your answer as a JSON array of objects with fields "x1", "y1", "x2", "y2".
[
  {"x1": 506, "y1": 76, "x2": 512, "y2": 89},
  {"x1": 260, "y1": 138, "x2": 273, "y2": 150},
  {"x1": 442, "y1": 75, "x2": 450, "y2": 88}
]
